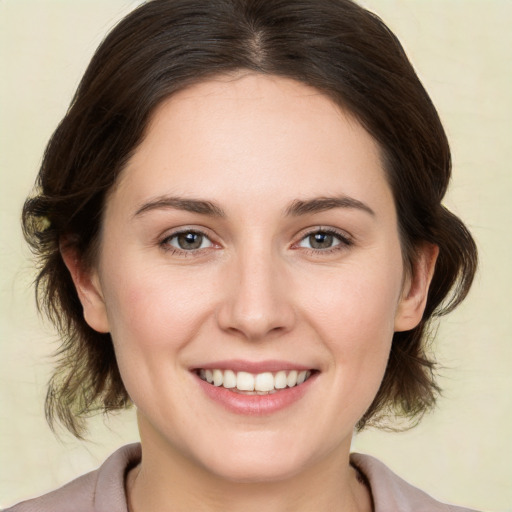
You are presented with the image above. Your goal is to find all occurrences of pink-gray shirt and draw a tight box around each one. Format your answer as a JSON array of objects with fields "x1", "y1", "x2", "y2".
[{"x1": 3, "y1": 444, "x2": 479, "y2": 512}]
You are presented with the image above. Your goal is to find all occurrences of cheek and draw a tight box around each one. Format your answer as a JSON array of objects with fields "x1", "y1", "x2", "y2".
[
  {"x1": 97, "y1": 265, "x2": 211, "y2": 409},
  {"x1": 100, "y1": 260, "x2": 221, "y2": 362},
  {"x1": 297, "y1": 256, "x2": 402, "y2": 397},
  {"x1": 300, "y1": 259, "x2": 402, "y2": 342}
]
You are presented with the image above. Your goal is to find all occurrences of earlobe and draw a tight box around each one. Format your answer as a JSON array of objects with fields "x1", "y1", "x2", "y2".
[
  {"x1": 394, "y1": 243, "x2": 439, "y2": 332},
  {"x1": 60, "y1": 242, "x2": 110, "y2": 333}
]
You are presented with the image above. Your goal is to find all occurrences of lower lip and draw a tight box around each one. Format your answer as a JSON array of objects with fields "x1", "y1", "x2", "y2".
[{"x1": 194, "y1": 373, "x2": 317, "y2": 415}]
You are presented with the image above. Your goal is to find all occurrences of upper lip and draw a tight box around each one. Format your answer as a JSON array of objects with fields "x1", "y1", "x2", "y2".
[{"x1": 192, "y1": 359, "x2": 316, "y2": 374}]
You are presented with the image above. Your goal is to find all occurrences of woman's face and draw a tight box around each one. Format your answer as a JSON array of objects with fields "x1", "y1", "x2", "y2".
[{"x1": 76, "y1": 73, "x2": 431, "y2": 482}]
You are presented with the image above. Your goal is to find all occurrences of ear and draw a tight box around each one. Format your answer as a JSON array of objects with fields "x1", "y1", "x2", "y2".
[
  {"x1": 60, "y1": 242, "x2": 110, "y2": 333},
  {"x1": 394, "y1": 243, "x2": 439, "y2": 332}
]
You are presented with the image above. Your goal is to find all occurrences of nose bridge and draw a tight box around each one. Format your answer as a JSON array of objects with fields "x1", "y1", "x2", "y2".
[{"x1": 217, "y1": 239, "x2": 295, "y2": 340}]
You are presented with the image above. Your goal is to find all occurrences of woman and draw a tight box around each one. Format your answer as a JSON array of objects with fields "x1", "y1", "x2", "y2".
[{"x1": 4, "y1": 0, "x2": 481, "y2": 510}]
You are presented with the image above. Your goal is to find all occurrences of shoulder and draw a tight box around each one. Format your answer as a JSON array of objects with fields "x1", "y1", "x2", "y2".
[
  {"x1": 3, "y1": 443, "x2": 141, "y2": 512},
  {"x1": 350, "y1": 453, "x2": 479, "y2": 512}
]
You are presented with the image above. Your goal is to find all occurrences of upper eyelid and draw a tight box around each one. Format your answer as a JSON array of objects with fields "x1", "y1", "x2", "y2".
[
  {"x1": 159, "y1": 226, "x2": 218, "y2": 249},
  {"x1": 288, "y1": 228, "x2": 354, "y2": 255},
  {"x1": 157, "y1": 225, "x2": 353, "y2": 249},
  {"x1": 295, "y1": 226, "x2": 353, "y2": 242},
  {"x1": 163, "y1": 229, "x2": 211, "y2": 240},
  {"x1": 160, "y1": 226, "x2": 215, "y2": 240}
]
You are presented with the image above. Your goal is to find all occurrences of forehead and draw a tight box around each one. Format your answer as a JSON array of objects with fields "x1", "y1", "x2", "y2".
[{"x1": 112, "y1": 73, "x2": 393, "y2": 218}]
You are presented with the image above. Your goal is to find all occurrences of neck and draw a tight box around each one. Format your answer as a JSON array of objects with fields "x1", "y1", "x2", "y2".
[{"x1": 127, "y1": 420, "x2": 372, "y2": 512}]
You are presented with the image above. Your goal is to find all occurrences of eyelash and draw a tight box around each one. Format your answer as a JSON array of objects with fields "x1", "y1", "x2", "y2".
[
  {"x1": 160, "y1": 228, "x2": 215, "y2": 256},
  {"x1": 293, "y1": 227, "x2": 353, "y2": 256},
  {"x1": 159, "y1": 227, "x2": 353, "y2": 256}
]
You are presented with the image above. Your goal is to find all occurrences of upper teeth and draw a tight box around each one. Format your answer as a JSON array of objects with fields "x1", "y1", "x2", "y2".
[{"x1": 199, "y1": 369, "x2": 312, "y2": 393}]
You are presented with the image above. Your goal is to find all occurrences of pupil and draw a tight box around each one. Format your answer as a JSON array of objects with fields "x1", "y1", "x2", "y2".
[
  {"x1": 178, "y1": 232, "x2": 202, "y2": 249},
  {"x1": 310, "y1": 232, "x2": 333, "y2": 249}
]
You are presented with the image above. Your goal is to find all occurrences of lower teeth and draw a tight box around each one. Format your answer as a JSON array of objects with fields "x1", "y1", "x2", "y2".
[{"x1": 230, "y1": 389, "x2": 278, "y2": 395}]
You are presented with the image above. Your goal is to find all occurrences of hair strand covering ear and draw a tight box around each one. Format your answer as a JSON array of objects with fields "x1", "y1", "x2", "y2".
[{"x1": 22, "y1": 0, "x2": 477, "y2": 438}]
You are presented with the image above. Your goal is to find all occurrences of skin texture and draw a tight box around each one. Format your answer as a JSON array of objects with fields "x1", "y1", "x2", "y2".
[{"x1": 63, "y1": 73, "x2": 437, "y2": 512}]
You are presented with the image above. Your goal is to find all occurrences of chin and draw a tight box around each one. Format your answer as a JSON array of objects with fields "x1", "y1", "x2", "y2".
[{"x1": 188, "y1": 429, "x2": 325, "y2": 484}]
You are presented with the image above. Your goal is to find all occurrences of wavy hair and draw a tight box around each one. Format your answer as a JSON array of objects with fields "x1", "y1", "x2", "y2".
[{"x1": 23, "y1": 0, "x2": 477, "y2": 437}]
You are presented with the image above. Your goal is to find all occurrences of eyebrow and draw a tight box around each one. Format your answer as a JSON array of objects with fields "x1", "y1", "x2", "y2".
[
  {"x1": 133, "y1": 194, "x2": 374, "y2": 219},
  {"x1": 133, "y1": 196, "x2": 226, "y2": 218},
  {"x1": 285, "y1": 196, "x2": 375, "y2": 217}
]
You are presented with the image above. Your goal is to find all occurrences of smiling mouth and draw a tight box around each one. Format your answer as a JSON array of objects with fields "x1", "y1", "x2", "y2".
[{"x1": 195, "y1": 369, "x2": 315, "y2": 395}]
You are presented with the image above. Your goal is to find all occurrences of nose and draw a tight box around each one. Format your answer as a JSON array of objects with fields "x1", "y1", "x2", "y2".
[{"x1": 216, "y1": 247, "x2": 296, "y2": 341}]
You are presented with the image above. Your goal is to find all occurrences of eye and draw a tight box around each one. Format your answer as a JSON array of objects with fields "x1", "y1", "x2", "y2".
[
  {"x1": 297, "y1": 229, "x2": 350, "y2": 251},
  {"x1": 164, "y1": 230, "x2": 213, "y2": 251}
]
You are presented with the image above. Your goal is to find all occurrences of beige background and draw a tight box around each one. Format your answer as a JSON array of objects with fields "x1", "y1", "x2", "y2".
[{"x1": 1, "y1": 0, "x2": 511, "y2": 510}]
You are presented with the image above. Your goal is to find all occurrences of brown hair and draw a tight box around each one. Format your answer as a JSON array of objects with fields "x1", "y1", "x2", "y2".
[{"x1": 23, "y1": 0, "x2": 477, "y2": 438}]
